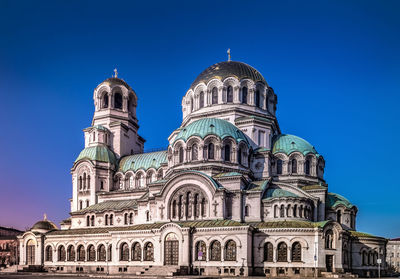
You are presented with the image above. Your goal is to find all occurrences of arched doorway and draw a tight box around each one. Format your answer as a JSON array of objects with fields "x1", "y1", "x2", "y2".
[
  {"x1": 164, "y1": 233, "x2": 179, "y2": 265},
  {"x1": 26, "y1": 239, "x2": 36, "y2": 265}
]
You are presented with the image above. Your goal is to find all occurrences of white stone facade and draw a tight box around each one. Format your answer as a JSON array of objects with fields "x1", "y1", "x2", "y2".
[{"x1": 18, "y1": 61, "x2": 387, "y2": 277}]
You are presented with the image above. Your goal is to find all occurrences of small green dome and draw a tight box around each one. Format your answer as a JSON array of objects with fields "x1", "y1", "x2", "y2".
[
  {"x1": 272, "y1": 134, "x2": 319, "y2": 157},
  {"x1": 263, "y1": 188, "x2": 299, "y2": 200},
  {"x1": 93, "y1": 125, "x2": 109, "y2": 132},
  {"x1": 173, "y1": 118, "x2": 249, "y2": 145},
  {"x1": 75, "y1": 146, "x2": 117, "y2": 165},
  {"x1": 31, "y1": 220, "x2": 58, "y2": 231},
  {"x1": 327, "y1": 193, "x2": 354, "y2": 209}
]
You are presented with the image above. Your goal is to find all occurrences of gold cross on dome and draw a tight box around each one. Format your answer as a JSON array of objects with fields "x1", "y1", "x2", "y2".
[
  {"x1": 227, "y1": 48, "x2": 231, "y2": 61},
  {"x1": 113, "y1": 68, "x2": 118, "y2": 78}
]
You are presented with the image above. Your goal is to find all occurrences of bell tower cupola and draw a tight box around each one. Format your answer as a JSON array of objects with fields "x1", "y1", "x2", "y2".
[{"x1": 92, "y1": 70, "x2": 145, "y2": 157}]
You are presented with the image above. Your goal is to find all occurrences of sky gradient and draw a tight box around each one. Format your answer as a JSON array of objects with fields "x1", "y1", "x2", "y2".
[{"x1": 0, "y1": 0, "x2": 399, "y2": 237}]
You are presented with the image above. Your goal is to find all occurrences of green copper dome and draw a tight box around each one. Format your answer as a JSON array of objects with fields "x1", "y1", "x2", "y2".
[
  {"x1": 272, "y1": 134, "x2": 319, "y2": 157},
  {"x1": 263, "y1": 188, "x2": 299, "y2": 200},
  {"x1": 75, "y1": 146, "x2": 117, "y2": 165},
  {"x1": 173, "y1": 118, "x2": 249, "y2": 145},
  {"x1": 191, "y1": 61, "x2": 267, "y2": 88},
  {"x1": 119, "y1": 150, "x2": 167, "y2": 172},
  {"x1": 326, "y1": 193, "x2": 354, "y2": 209}
]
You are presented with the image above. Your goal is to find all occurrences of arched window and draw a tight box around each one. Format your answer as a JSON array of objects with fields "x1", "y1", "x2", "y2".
[
  {"x1": 210, "y1": 240, "x2": 221, "y2": 261},
  {"x1": 224, "y1": 240, "x2": 236, "y2": 261},
  {"x1": 264, "y1": 242, "x2": 273, "y2": 262},
  {"x1": 238, "y1": 147, "x2": 243, "y2": 165},
  {"x1": 172, "y1": 200, "x2": 177, "y2": 219},
  {"x1": 79, "y1": 200, "x2": 83, "y2": 210},
  {"x1": 90, "y1": 215, "x2": 94, "y2": 226},
  {"x1": 98, "y1": 245, "x2": 106, "y2": 261},
  {"x1": 277, "y1": 242, "x2": 288, "y2": 262},
  {"x1": 87, "y1": 175, "x2": 90, "y2": 189},
  {"x1": 277, "y1": 159, "x2": 283, "y2": 174},
  {"x1": 212, "y1": 87, "x2": 218, "y2": 104},
  {"x1": 83, "y1": 173, "x2": 86, "y2": 189},
  {"x1": 291, "y1": 242, "x2": 301, "y2": 262},
  {"x1": 224, "y1": 144, "x2": 231, "y2": 162},
  {"x1": 136, "y1": 173, "x2": 144, "y2": 188},
  {"x1": 293, "y1": 205, "x2": 297, "y2": 217},
  {"x1": 280, "y1": 205, "x2": 285, "y2": 218},
  {"x1": 337, "y1": 210, "x2": 342, "y2": 223},
  {"x1": 86, "y1": 216, "x2": 90, "y2": 227},
  {"x1": 305, "y1": 159, "x2": 311, "y2": 175},
  {"x1": 100, "y1": 181, "x2": 104, "y2": 190},
  {"x1": 208, "y1": 143, "x2": 214, "y2": 159},
  {"x1": 274, "y1": 205, "x2": 278, "y2": 218},
  {"x1": 86, "y1": 200, "x2": 89, "y2": 208},
  {"x1": 244, "y1": 205, "x2": 250, "y2": 217},
  {"x1": 362, "y1": 251, "x2": 367, "y2": 265},
  {"x1": 179, "y1": 146, "x2": 184, "y2": 163},
  {"x1": 325, "y1": 229, "x2": 334, "y2": 249},
  {"x1": 242, "y1": 87, "x2": 248, "y2": 104},
  {"x1": 192, "y1": 144, "x2": 198, "y2": 160},
  {"x1": 67, "y1": 245, "x2": 75, "y2": 261},
  {"x1": 103, "y1": 93, "x2": 109, "y2": 108},
  {"x1": 201, "y1": 198, "x2": 206, "y2": 217},
  {"x1": 195, "y1": 241, "x2": 206, "y2": 261},
  {"x1": 105, "y1": 214, "x2": 108, "y2": 226},
  {"x1": 131, "y1": 242, "x2": 141, "y2": 261},
  {"x1": 190, "y1": 97, "x2": 194, "y2": 112},
  {"x1": 79, "y1": 176, "x2": 82, "y2": 190},
  {"x1": 227, "y1": 86, "x2": 233, "y2": 103},
  {"x1": 255, "y1": 90, "x2": 260, "y2": 107},
  {"x1": 45, "y1": 246, "x2": 53, "y2": 262},
  {"x1": 124, "y1": 213, "x2": 128, "y2": 225},
  {"x1": 146, "y1": 211, "x2": 150, "y2": 221},
  {"x1": 107, "y1": 245, "x2": 112, "y2": 261},
  {"x1": 144, "y1": 242, "x2": 154, "y2": 261},
  {"x1": 109, "y1": 214, "x2": 113, "y2": 225},
  {"x1": 129, "y1": 213, "x2": 133, "y2": 224},
  {"x1": 87, "y1": 245, "x2": 95, "y2": 261},
  {"x1": 120, "y1": 243, "x2": 129, "y2": 261},
  {"x1": 114, "y1": 93, "x2": 122, "y2": 109},
  {"x1": 199, "y1": 91, "x2": 204, "y2": 108},
  {"x1": 291, "y1": 159, "x2": 297, "y2": 174},
  {"x1": 77, "y1": 245, "x2": 85, "y2": 261}
]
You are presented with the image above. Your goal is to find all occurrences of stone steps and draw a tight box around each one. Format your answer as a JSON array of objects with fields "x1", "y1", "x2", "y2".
[{"x1": 136, "y1": 265, "x2": 180, "y2": 276}]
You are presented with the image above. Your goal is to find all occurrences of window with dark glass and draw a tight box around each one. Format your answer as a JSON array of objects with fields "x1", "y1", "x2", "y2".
[
  {"x1": 212, "y1": 87, "x2": 218, "y2": 104},
  {"x1": 190, "y1": 97, "x2": 194, "y2": 111},
  {"x1": 77, "y1": 245, "x2": 85, "y2": 261},
  {"x1": 90, "y1": 215, "x2": 94, "y2": 226},
  {"x1": 255, "y1": 90, "x2": 260, "y2": 107},
  {"x1": 280, "y1": 205, "x2": 285, "y2": 218},
  {"x1": 107, "y1": 245, "x2": 112, "y2": 261},
  {"x1": 305, "y1": 159, "x2": 311, "y2": 175},
  {"x1": 277, "y1": 159, "x2": 283, "y2": 174},
  {"x1": 224, "y1": 144, "x2": 231, "y2": 162},
  {"x1": 120, "y1": 243, "x2": 129, "y2": 261},
  {"x1": 144, "y1": 242, "x2": 154, "y2": 261},
  {"x1": 86, "y1": 216, "x2": 90, "y2": 227},
  {"x1": 103, "y1": 93, "x2": 109, "y2": 108},
  {"x1": 238, "y1": 147, "x2": 243, "y2": 165},
  {"x1": 227, "y1": 86, "x2": 233, "y2": 103},
  {"x1": 179, "y1": 146, "x2": 184, "y2": 163},
  {"x1": 109, "y1": 214, "x2": 113, "y2": 225},
  {"x1": 58, "y1": 246, "x2": 66, "y2": 261},
  {"x1": 199, "y1": 91, "x2": 204, "y2": 108},
  {"x1": 277, "y1": 242, "x2": 287, "y2": 262},
  {"x1": 210, "y1": 240, "x2": 221, "y2": 261},
  {"x1": 192, "y1": 144, "x2": 198, "y2": 160},
  {"x1": 291, "y1": 242, "x2": 301, "y2": 262},
  {"x1": 98, "y1": 245, "x2": 106, "y2": 261},
  {"x1": 242, "y1": 87, "x2": 248, "y2": 104},
  {"x1": 291, "y1": 159, "x2": 297, "y2": 173},
  {"x1": 264, "y1": 242, "x2": 273, "y2": 262},
  {"x1": 195, "y1": 241, "x2": 206, "y2": 261},
  {"x1": 45, "y1": 246, "x2": 52, "y2": 261},
  {"x1": 208, "y1": 143, "x2": 214, "y2": 159},
  {"x1": 132, "y1": 242, "x2": 141, "y2": 261},
  {"x1": 87, "y1": 245, "x2": 95, "y2": 261},
  {"x1": 114, "y1": 93, "x2": 122, "y2": 109},
  {"x1": 325, "y1": 230, "x2": 334, "y2": 249},
  {"x1": 225, "y1": 240, "x2": 236, "y2": 261},
  {"x1": 245, "y1": 205, "x2": 249, "y2": 217},
  {"x1": 337, "y1": 210, "x2": 342, "y2": 223},
  {"x1": 67, "y1": 245, "x2": 75, "y2": 261}
]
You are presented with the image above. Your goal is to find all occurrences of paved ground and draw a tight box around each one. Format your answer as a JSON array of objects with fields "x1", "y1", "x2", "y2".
[{"x1": 0, "y1": 274, "x2": 399, "y2": 279}]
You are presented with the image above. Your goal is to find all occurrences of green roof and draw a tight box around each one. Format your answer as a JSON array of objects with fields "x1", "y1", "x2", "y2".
[
  {"x1": 213, "y1": 172, "x2": 242, "y2": 178},
  {"x1": 119, "y1": 151, "x2": 167, "y2": 172},
  {"x1": 301, "y1": 185, "x2": 327, "y2": 191},
  {"x1": 349, "y1": 230, "x2": 385, "y2": 240},
  {"x1": 72, "y1": 200, "x2": 138, "y2": 215},
  {"x1": 263, "y1": 188, "x2": 298, "y2": 200},
  {"x1": 93, "y1": 125, "x2": 109, "y2": 132},
  {"x1": 326, "y1": 192, "x2": 354, "y2": 209},
  {"x1": 272, "y1": 134, "x2": 319, "y2": 157},
  {"x1": 173, "y1": 118, "x2": 249, "y2": 145},
  {"x1": 251, "y1": 220, "x2": 328, "y2": 229},
  {"x1": 75, "y1": 146, "x2": 117, "y2": 165}
]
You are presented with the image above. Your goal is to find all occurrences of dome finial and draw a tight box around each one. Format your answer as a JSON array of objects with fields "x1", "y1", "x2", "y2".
[
  {"x1": 113, "y1": 68, "x2": 118, "y2": 78},
  {"x1": 227, "y1": 48, "x2": 231, "y2": 61},
  {"x1": 43, "y1": 213, "x2": 47, "y2": 221}
]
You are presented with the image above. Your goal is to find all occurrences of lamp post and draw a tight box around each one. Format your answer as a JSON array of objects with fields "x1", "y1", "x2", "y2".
[{"x1": 377, "y1": 258, "x2": 381, "y2": 279}]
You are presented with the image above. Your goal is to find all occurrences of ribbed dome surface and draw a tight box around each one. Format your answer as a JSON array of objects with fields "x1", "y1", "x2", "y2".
[
  {"x1": 191, "y1": 61, "x2": 267, "y2": 88},
  {"x1": 75, "y1": 146, "x2": 117, "y2": 165},
  {"x1": 32, "y1": 220, "x2": 58, "y2": 231},
  {"x1": 272, "y1": 134, "x2": 319, "y2": 157},
  {"x1": 174, "y1": 118, "x2": 249, "y2": 144},
  {"x1": 326, "y1": 193, "x2": 354, "y2": 209}
]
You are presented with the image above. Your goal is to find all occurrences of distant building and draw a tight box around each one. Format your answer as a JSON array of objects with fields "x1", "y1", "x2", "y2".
[
  {"x1": 0, "y1": 226, "x2": 22, "y2": 267},
  {"x1": 387, "y1": 238, "x2": 400, "y2": 274},
  {"x1": 18, "y1": 60, "x2": 387, "y2": 277}
]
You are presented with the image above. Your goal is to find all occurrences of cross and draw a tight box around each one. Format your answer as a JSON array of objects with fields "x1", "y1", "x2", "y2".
[
  {"x1": 116, "y1": 217, "x2": 121, "y2": 224},
  {"x1": 159, "y1": 204, "x2": 165, "y2": 219},
  {"x1": 264, "y1": 209, "x2": 269, "y2": 217},
  {"x1": 43, "y1": 213, "x2": 47, "y2": 221},
  {"x1": 113, "y1": 68, "x2": 118, "y2": 78},
  {"x1": 227, "y1": 49, "x2": 231, "y2": 61},
  {"x1": 212, "y1": 200, "x2": 219, "y2": 216}
]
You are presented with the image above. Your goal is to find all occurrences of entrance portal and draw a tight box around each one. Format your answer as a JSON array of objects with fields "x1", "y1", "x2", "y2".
[
  {"x1": 26, "y1": 239, "x2": 35, "y2": 265},
  {"x1": 164, "y1": 232, "x2": 179, "y2": 265},
  {"x1": 326, "y1": 255, "x2": 333, "y2": 272}
]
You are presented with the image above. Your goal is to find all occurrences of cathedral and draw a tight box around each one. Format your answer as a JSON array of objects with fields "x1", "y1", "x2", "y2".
[{"x1": 18, "y1": 59, "x2": 387, "y2": 277}]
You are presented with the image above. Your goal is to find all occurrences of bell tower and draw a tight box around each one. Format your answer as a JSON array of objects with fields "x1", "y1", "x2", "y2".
[{"x1": 91, "y1": 71, "x2": 145, "y2": 157}]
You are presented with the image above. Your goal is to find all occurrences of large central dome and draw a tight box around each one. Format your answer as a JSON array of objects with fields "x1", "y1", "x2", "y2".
[{"x1": 191, "y1": 61, "x2": 267, "y2": 88}]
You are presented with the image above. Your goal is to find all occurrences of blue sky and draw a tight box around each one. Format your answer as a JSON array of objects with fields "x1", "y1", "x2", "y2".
[{"x1": 0, "y1": 0, "x2": 399, "y2": 237}]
